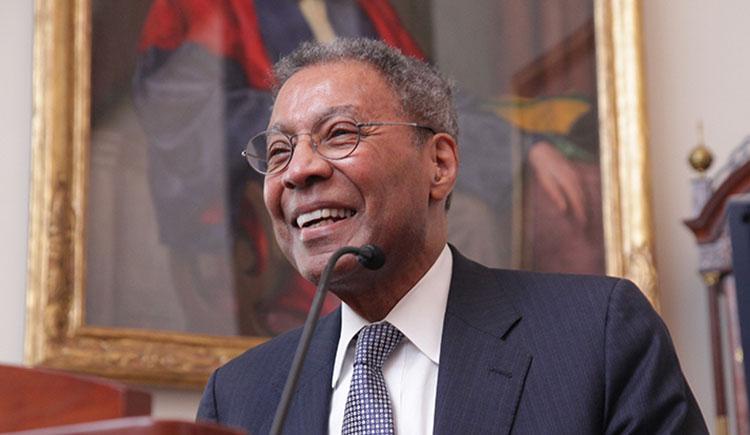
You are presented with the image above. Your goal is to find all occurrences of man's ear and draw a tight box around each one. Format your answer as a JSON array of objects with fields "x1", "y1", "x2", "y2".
[{"x1": 428, "y1": 133, "x2": 459, "y2": 203}]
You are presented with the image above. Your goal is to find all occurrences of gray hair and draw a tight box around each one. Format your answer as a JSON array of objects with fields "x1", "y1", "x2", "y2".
[{"x1": 272, "y1": 38, "x2": 458, "y2": 138}]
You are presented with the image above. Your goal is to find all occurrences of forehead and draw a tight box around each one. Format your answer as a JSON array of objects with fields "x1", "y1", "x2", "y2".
[{"x1": 269, "y1": 61, "x2": 401, "y2": 129}]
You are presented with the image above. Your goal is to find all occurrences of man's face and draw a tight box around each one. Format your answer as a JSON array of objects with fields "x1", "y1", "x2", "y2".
[{"x1": 263, "y1": 61, "x2": 437, "y2": 286}]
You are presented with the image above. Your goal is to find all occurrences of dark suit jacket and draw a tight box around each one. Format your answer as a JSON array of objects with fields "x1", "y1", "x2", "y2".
[{"x1": 197, "y1": 250, "x2": 707, "y2": 434}]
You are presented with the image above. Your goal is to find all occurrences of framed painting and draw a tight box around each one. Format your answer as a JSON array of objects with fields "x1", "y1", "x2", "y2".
[{"x1": 26, "y1": 0, "x2": 656, "y2": 388}]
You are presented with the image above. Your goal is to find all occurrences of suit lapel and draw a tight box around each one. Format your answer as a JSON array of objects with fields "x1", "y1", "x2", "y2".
[
  {"x1": 274, "y1": 308, "x2": 341, "y2": 435},
  {"x1": 433, "y1": 250, "x2": 531, "y2": 435}
]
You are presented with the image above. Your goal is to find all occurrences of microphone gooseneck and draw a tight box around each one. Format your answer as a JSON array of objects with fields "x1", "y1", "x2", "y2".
[{"x1": 269, "y1": 244, "x2": 386, "y2": 435}]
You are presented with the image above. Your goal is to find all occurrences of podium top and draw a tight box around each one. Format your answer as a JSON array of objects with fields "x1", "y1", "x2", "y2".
[
  {"x1": 0, "y1": 364, "x2": 151, "y2": 432},
  {"x1": 3, "y1": 417, "x2": 247, "y2": 435}
]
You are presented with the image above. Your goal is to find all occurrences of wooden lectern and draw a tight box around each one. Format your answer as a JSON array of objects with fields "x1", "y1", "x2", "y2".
[{"x1": 0, "y1": 364, "x2": 244, "y2": 435}]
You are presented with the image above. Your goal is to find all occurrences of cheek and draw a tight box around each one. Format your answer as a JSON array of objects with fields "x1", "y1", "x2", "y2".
[
  {"x1": 371, "y1": 159, "x2": 431, "y2": 220},
  {"x1": 262, "y1": 182, "x2": 295, "y2": 260},
  {"x1": 392, "y1": 154, "x2": 433, "y2": 198},
  {"x1": 262, "y1": 180, "x2": 282, "y2": 217},
  {"x1": 263, "y1": 182, "x2": 287, "y2": 236}
]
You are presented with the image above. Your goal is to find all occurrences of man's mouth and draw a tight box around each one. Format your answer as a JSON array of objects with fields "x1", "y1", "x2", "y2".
[{"x1": 295, "y1": 208, "x2": 356, "y2": 229}]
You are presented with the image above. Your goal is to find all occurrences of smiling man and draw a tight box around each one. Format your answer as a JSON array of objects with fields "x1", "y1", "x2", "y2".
[
  {"x1": 261, "y1": 51, "x2": 455, "y2": 324},
  {"x1": 197, "y1": 38, "x2": 706, "y2": 435}
]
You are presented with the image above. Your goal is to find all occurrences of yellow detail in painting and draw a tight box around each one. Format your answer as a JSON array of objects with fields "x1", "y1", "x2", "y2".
[{"x1": 489, "y1": 96, "x2": 590, "y2": 135}]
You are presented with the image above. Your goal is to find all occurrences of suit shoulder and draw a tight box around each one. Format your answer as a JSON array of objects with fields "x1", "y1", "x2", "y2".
[
  {"x1": 492, "y1": 267, "x2": 621, "y2": 288},
  {"x1": 213, "y1": 326, "x2": 302, "y2": 388},
  {"x1": 449, "y1": 250, "x2": 648, "y2": 325},
  {"x1": 224, "y1": 325, "x2": 301, "y2": 366},
  {"x1": 453, "y1": 249, "x2": 622, "y2": 297},
  {"x1": 473, "y1": 257, "x2": 627, "y2": 302},
  {"x1": 493, "y1": 268, "x2": 658, "y2": 336}
]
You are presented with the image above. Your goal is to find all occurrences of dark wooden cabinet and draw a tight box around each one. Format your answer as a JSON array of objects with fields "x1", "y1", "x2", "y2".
[{"x1": 686, "y1": 142, "x2": 750, "y2": 435}]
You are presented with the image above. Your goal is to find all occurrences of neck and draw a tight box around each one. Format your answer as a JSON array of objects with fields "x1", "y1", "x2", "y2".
[{"x1": 333, "y1": 239, "x2": 446, "y2": 322}]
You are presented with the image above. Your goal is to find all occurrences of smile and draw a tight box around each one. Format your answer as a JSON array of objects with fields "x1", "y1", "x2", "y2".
[{"x1": 295, "y1": 208, "x2": 356, "y2": 229}]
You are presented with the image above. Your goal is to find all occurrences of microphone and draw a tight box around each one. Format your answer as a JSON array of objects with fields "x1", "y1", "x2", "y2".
[
  {"x1": 356, "y1": 244, "x2": 386, "y2": 270},
  {"x1": 269, "y1": 244, "x2": 386, "y2": 435}
]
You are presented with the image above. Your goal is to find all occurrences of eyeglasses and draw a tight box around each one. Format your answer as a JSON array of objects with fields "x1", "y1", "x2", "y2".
[{"x1": 242, "y1": 119, "x2": 436, "y2": 175}]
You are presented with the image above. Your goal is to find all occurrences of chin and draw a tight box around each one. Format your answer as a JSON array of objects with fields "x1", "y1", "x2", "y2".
[
  {"x1": 299, "y1": 253, "x2": 362, "y2": 286},
  {"x1": 294, "y1": 255, "x2": 331, "y2": 285},
  {"x1": 293, "y1": 259, "x2": 321, "y2": 285}
]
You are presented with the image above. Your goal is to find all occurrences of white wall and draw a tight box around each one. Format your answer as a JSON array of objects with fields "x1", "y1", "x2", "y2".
[
  {"x1": 2, "y1": 0, "x2": 746, "y2": 428},
  {"x1": 643, "y1": 1, "x2": 750, "y2": 432},
  {"x1": 0, "y1": 0, "x2": 32, "y2": 365}
]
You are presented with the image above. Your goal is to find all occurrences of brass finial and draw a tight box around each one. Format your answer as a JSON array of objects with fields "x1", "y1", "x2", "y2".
[{"x1": 689, "y1": 120, "x2": 713, "y2": 173}]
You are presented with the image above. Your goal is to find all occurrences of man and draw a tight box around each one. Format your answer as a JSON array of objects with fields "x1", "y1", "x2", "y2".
[
  {"x1": 197, "y1": 38, "x2": 707, "y2": 434},
  {"x1": 135, "y1": 0, "x2": 593, "y2": 337}
]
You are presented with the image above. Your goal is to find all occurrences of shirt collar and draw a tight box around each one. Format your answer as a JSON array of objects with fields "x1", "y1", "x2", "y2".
[{"x1": 331, "y1": 245, "x2": 453, "y2": 388}]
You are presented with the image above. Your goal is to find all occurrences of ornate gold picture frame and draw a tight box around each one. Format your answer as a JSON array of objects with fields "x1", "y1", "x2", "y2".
[{"x1": 26, "y1": 0, "x2": 656, "y2": 388}]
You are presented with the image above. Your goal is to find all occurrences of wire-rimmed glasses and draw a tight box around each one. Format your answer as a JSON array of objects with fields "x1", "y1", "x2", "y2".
[{"x1": 241, "y1": 119, "x2": 435, "y2": 175}]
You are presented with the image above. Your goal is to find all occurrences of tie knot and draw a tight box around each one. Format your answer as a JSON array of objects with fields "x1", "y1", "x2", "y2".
[{"x1": 353, "y1": 322, "x2": 404, "y2": 369}]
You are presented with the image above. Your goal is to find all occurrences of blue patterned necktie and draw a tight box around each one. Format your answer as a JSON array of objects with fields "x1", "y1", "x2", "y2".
[{"x1": 342, "y1": 322, "x2": 404, "y2": 435}]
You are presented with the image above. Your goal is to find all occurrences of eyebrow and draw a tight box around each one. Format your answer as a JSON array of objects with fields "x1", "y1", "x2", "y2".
[{"x1": 268, "y1": 105, "x2": 360, "y2": 133}]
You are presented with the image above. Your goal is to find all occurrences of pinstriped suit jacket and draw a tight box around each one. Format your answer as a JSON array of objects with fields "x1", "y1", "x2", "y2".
[{"x1": 197, "y1": 248, "x2": 707, "y2": 434}]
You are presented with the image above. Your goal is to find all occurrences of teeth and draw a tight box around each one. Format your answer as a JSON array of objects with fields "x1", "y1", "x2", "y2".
[
  {"x1": 296, "y1": 208, "x2": 354, "y2": 228},
  {"x1": 310, "y1": 219, "x2": 333, "y2": 229}
]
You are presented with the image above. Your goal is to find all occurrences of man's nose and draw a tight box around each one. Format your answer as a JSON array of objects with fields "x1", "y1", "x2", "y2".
[{"x1": 281, "y1": 136, "x2": 333, "y2": 189}]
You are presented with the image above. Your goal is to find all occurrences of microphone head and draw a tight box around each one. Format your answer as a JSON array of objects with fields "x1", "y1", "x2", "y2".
[{"x1": 356, "y1": 244, "x2": 386, "y2": 270}]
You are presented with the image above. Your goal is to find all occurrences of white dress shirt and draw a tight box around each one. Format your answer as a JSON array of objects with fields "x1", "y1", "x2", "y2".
[{"x1": 328, "y1": 245, "x2": 453, "y2": 434}]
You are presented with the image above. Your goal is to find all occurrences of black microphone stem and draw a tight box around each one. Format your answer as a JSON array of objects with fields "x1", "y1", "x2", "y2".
[{"x1": 269, "y1": 246, "x2": 362, "y2": 435}]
